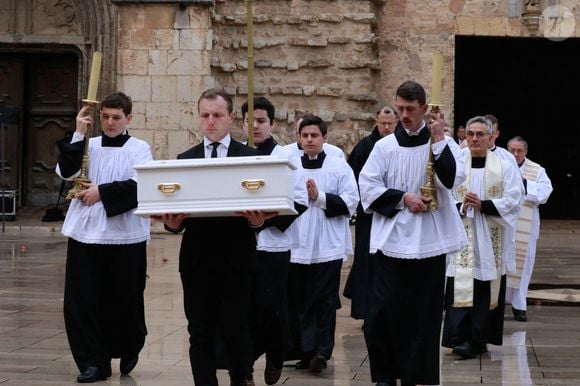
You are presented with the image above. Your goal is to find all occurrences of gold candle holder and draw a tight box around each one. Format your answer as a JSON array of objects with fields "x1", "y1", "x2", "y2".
[{"x1": 66, "y1": 51, "x2": 102, "y2": 200}]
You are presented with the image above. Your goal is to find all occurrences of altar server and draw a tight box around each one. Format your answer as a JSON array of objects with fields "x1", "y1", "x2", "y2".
[
  {"x1": 57, "y1": 92, "x2": 152, "y2": 383},
  {"x1": 358, "y1": 81, "x2": 466, "y2": 386},
  {"x1": 287, "y1": 114, "x2": 359, "y2": 374}
]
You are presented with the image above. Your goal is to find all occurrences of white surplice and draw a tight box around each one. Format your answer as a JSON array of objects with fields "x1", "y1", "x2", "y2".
[{"x1": 359, "y1": 135, "x2": 467, "y2": 259}]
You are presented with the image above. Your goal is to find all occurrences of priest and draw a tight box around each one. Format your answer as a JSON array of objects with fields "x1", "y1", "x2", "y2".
[
  {"x1": 442, "y1": 116, "x2": 523, "y2": 359},
  {"x1": 505, "y1": 136, "x2": 553, "y2": 322}
]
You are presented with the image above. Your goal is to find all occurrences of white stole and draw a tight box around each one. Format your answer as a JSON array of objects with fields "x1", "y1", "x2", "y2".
[
  {"x1": 454, "y1": 150, "x2": 504, "y2": 309},
  {"x1": 507, "y1": 159, "x2": 540, "y2": 288}
]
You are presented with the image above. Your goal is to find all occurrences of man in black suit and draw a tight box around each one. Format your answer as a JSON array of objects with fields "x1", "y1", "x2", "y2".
[{"x1": 157, "y1": 89, "x2": 274, "y2": 386}]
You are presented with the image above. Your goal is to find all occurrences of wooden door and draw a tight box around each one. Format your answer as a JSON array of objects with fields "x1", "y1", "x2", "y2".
[
  {"x1": 0, "y1": 52, "x2": 78, "y2": 207},
  {"x1": 26, "y1": 53, "x2": 78, "y2": 206}
]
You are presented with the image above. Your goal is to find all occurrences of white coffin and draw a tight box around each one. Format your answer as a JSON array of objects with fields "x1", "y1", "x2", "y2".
[{"x1": 134, "y1": 156, "x2": 298, "y2": 217}]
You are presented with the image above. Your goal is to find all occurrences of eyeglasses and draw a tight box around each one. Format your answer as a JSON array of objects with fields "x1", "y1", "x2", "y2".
[{"x1": 466, "y1": 131, "x2": 489, "y2": 138}]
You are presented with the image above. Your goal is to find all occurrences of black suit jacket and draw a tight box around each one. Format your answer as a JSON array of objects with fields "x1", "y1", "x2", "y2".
[{"x1": 176, "y1": 139, "x2": 260, "y2": 273}]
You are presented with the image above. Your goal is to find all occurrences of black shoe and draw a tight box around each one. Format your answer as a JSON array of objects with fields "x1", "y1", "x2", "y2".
[
  {"x1": 77, "y1": 366, "x2": 106, "y2": 383},
  {"x1": 120, "y1": 355, "x2": 139, "y2": 375},
  {"x1": 401, "y1": 382, "x2": 416, "y2": 386},
  {"x1": 308, "y1": 353, "x2": 327, "y2": 374},
  {"x1": 452, "y1": 341, "x2": 484, "y2": 359},
  {"x1": 264, "y1": 359, "x2": 282, "y2": 385},
  {"x1": 513, "y1": 308, "x2": 528, "y2": 322}
]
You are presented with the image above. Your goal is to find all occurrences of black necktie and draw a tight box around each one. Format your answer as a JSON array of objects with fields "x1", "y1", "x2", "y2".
[{"x1": 210, "y1": 142, "x2": 220, "y2": 158}]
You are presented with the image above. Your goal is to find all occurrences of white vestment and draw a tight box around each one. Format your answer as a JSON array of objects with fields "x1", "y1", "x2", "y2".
[
  {"x1": 57, "y1": 134, "x2": 152, "y2": 244},
  {"x1": 288, "y1": 155, "x2": 359, "y2": 264},
  {"x1": 359, "y1": 135, "x2": 467, "y2": 259},
  {"x1": 447, "y1": 151, "x2": 523, "y2": 281},
  {"x1": 256, "y1": 145, "x2": 309, "y2": 252},
  {"x1": 505, "y1": 157, "x2": 553, "y2": 310}
]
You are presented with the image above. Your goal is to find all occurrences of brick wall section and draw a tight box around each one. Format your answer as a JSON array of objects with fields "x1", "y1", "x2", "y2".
[
  {"x1": 116, "y1": 4, "x2": 213, "y2": 159},
  {"x1": 211, "y1": 0, "x2": 381, "y2": 152}
]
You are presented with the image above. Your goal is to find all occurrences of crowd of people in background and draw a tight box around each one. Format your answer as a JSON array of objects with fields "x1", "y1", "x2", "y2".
[{"x1": 57, "y1": 81, "x2": 552, "y2": 386}]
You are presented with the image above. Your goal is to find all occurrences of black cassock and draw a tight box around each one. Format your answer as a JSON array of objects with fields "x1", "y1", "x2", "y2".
[{"x1": 343, "y1": 127, "x2": 382, "y2": 319}]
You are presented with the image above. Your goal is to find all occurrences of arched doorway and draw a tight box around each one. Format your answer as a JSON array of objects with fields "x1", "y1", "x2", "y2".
[{"x1": 0, "y1": 0, "x2": 117, "y2": 211}]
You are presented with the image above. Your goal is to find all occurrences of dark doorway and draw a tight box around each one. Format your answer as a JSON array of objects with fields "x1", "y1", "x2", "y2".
[
  {"x1": 455, "y1": 36, "x2": 580, "y2": 219},
  {"x1": 0, "y1": 51, "x2": 78, "y2": 208}
]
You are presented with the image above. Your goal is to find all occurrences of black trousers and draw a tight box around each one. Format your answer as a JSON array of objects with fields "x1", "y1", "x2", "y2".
[
  {"x1": 63, "y1": 239, "x2": 147, "y2": 376},
  {"x1": 181, "y1": 262, "x2": 253, "y2": 385},
  {"x1": 250, "y1": 250, "x2": 290, "y2": 368},
  {"x1": 364, "y1": 252, "x2": 445, "y2": 385},
  {"x1": 290, "y1": 259, "x2": 342, "y2": 360},
  {"x1": 442, "y1": 275, "x2": 507, "y2": 348}
]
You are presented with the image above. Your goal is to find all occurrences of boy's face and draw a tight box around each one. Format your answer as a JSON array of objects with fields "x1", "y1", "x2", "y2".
[
  {"x1": 100, "y1": 107, "x2": 131, "y2": 138},
  {"x1": 199, "y1": 96, "x2": 236, "y2": 142},
  {"x1": 243, "y1": 109, "x2": 274, "y2": 145},
  {"x1": 299, "y1": 125, "x2": 325, "y2": 157}
]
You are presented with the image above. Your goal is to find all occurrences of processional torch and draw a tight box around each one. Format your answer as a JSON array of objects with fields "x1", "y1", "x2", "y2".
[
  {"x1": 66, "y1": 51, "x2": 102, "y2": 199},
  {"x1": 420, "y1": 51, "x2": 444, "y2": 211},
  {"x1": 246, "y1": 0, "x2": 255, "y2": 148}
]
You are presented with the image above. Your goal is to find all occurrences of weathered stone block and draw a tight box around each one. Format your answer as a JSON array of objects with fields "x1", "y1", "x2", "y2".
[
  {"x1": 307, "y1": 38, "x2": 328, "y2": 47},
  {"x1": 156, "y1": 29, "x2": 179, "y2": 49},
  {"x1": 255, "y1": 59, "x2": 272, "y2": 68},
  {"x1": 303, "y1": 85, "x2": 316, "y2": 96},
  {"x1": 283, "y1": 87, "x2": 303, "y2": 95},
  {"x1": 348, "y1": 112, "x2": 375, "y2": 121},
  {"x1": 346, "y1": 93, "x2": 377, "y2": 102},
  {"x1": 119, "y1": 76, "x2": 151, "y2": 102},
  {"x1": 354, "y1": 34, "x2": 375, "y2": 44},
  {"x1": 271, "y1": 60, "x2": 287, "y2": 68},
  {"x1": 167, "y1": 50, "x2": 206, "y2": 75},
  {"x1": 317, "y1": 110, "x2": 336, "y2": 122},
  {"x1": 288, "y1": 37, "x2": 309, "y2": 46},
  {"x1": 179, "y1": 29, "x2": 206, "y2": 50},
  {"x1": 223, "y1": 85, "x2": 237, "y2": 95},
  {"x1": 307, "y1": 59, "x2": 332, "y2": 68},
  {"x1": 344, "y1": 13, "x2": 375, "y2": 23},
  {"x1": 118, "y1": 49, "x2": 148, "y2": 75},
  {"x1": 220, "y1": 63, "x2": 236, "y2": 72},
  {"x1": 145, "y1": 102, "x2": 181, "y2": 131},
  {"x1": 316, "y1": 87, "x2": 344, "y2": 97},
  {"x1": 269, "y1": 86, "x2": 283, "y2": 94},
  {"x1": 328, "y1": 36, "x2": 350, "y2": 44},
  {"x1": 131, "y1": 28, "x2": 156, "y2": 49},
  {"x1": 335, "y1": 113, "x2": 348, "y2": 121},
  {"x1": 287, "y1": 61, "x2": 299, "y2": 71},
  {"x1": 319, "y1": 14, "x2": 344, "y2": 23},
  {"x1": 152, "y1": 75, "x2": 177, "y2": 102},
  {"x1": 148, "y1": 50, "x2": 168, "y2": 75}
]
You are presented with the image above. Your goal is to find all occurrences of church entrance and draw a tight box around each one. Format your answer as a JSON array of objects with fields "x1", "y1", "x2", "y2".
[
  {"x1": 454, "y1": 36, "x2": 580, "y2": 219},
  {"x1": 0, "y1": 50, "x2": 79, "y2": 208}
]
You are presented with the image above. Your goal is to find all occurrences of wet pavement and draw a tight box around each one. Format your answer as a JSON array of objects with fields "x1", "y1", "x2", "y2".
[{"x1": 0, "y1": 214, "x2": 579, "y2": 385}]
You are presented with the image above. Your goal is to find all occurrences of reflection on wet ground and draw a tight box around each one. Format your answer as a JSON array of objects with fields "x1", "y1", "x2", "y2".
[{"x1": 1, "y1": 220, "x2": 579, "y2": 385}]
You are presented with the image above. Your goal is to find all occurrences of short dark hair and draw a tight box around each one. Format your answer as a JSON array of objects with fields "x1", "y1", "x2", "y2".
[
  {"x1": 101, "y1": 92, "x2": 132, "y2": 116},
  {"x1": 298, "y1": 114, "x2": 327, "y2": 136},
  {"x1": 198, "y1": 88, "x2": 234, "y2": 113},
  {"x1": 241, "y1": 97, "x2": 275, "y2": 123},
  {"x1": 396, "y1": 81, "x2": 426, "y2": 105}
]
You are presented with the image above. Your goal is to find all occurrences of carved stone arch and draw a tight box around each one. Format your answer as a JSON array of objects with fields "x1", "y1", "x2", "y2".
[{"x1": 73, "y1": 0, "x2": 118, "y2": 98}]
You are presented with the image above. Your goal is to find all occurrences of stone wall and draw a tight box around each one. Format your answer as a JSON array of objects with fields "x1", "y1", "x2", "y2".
[
  {"x1": 211, "y1": 0, "x2": 382, "y2": 152},
  {"x1": 116, "y1": 3, "x2": 214, "y2": 159}
]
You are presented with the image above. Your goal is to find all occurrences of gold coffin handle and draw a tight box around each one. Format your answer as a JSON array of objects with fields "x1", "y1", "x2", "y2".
[
  {"x1": 157, "y1": 183, "x2": 181, "y2": 194},
  {"x1": 241, "y1": 179, "x2": 265, "y2": 191}
]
